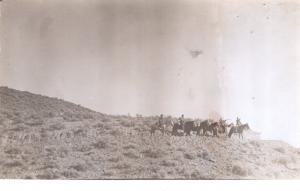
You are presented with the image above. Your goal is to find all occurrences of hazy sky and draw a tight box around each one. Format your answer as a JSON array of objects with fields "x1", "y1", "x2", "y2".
[{"x1": 1, "y1": 0, "x2": 300, "y2": 146}]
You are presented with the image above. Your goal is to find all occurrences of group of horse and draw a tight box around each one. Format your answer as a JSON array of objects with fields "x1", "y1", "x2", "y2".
[{"x1": 150, "y1": 118, "x2": 250, "y2": 139}]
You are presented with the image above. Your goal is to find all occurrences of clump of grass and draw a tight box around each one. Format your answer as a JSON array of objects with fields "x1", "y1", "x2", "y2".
[
  {"x1": 123, "y1": 150, "x2": 139, "y2": 159},
  {"x1": 149, "y1": 167, "x2": 159, "y2": 173},
  {"x1": 184, "y1": 153, "x2": 195, "y2": 160},
  {"x1": 274, "y1": 158, "x2": 288, "y2": 166},
  {"x1": 249, "y1": 140, "x2": 260, "y2": 148},
  {"x1": 45, "y1": 112, "x2": 56, "y2": 118},
  {"x1": 40, "y1": 129, "x2": 48, "y2": 139},
  {"x1": 120, "y1": 119, "x2": 133, "y2": 127},
  {"x1": 160, "y1": 160, "x2": 176, "y2": 167},
  {"x1": 74, "y1": 145, "x2": 92, "y2": 152},
  {"x1": 69, "y1": 164, "x2": 86, "y2": 172},
  {"x1": 177, "y1": 147, "x2": 185, "y2": 152},
  {"x1": 63, "y1": 112, "x2": 89, "y2": 122},
  {"x1": 39, "y1": 164, "x2": 57, "y2": 170},
  {"x1": 102, "y1": 170, "x2": 114, "y2": 177},
  {"x1": 61, "y1": 171, "x2": 79, "y2": 179},
  {"x1": 8, "y1": 125, "x2": 26, "y2": 132},
  {"x1": 108, "y1": 156, "x2": 121, "y2": 163},
  {"x1": 274, "y1": 147, "x2": 285, "y2": 154},
  {"x1": 4, "y1": 161, "x2": 23, "y2": 168},
  {"x1": 44, "y1": 147, "x2": 55, "y2": 154},
  {"x1": 199, "y1": 150, "x2": 208, "y2": 157},
  {"x1": 109, "y1": 129, "x2": 122, "y2": 137},
  {"x1": 190, "y1": 170, "x2": 206, "y2": 179},
  {"x1": 73, "y1": 129, "x2": 86, "y2": 136},
  {"x1": 24, "y1": 175, "x2": 33, "y2": 179},
  {"x1": 123, "y1": 144, "x2": 136, "y2": 150},
  {"x1": 25, "y1": 118, "x2": 44, "y2": 126},
  {"x1": 3, "y1": 111, "x2": 14, "y2": 120},
  {"x1": 0, "y1": 117, "x2": 5, "y2": 125},
  {"x1": 111, "y1": 162, "x2": 131, "y2": 170},
  {"x1": 58, "y1": 148, "x2": 69, "y2": 158},
  {"x1": 82, "y1": 113, "x2": 95, "y2": 120},
  {"x1": 11, "y1": 117, "x2": 24, "y2": 125},
  {"x1": 49, "y1": 123, "x2": 65, "y2": 131},
  {"x1": 197, "y1": 150, "x2": 216, "y2": 163},
  {"x1": 4, "y1": 148, "x2": 22, "y2": 155},
  {"x1": 151, "y1": 174, "x2": 160, "y2": 179},
  {"x1": 92, "y1": 122, "x2": 104, "y2": 128},
  {"x1": 141, "y1": 149, "x2": 165, "y2": 159},
  {"x1": 92, "y1": 140, "x2": 107, "y2": 149},
  {"x1": 232, "y1": 165, "x2": 247, "y2": 176},
  {"x1": 102, "y1": 117, "x2": 112, "y2": 123},
  {"x1": 27, "y1": 114, "x2": 40, "y2": 120},
  {"x1": 36, "y1": 173, "x2": 60, "y2": 179}
]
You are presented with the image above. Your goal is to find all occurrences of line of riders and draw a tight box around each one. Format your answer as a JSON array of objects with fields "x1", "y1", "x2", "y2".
[{"x1": 150, "y1": 114, "x2": 250, "y2": 139}]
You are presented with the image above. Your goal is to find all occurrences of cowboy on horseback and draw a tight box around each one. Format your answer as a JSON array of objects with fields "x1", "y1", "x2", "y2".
[
  {"x1": 219, "y1": 117, "x2": 227, "y2": 134},
  {"x1": 219, "y1": 117, "x2": 226, "y2": 126},
  {"x1": 151, "y1": 114, "x2": 165, "y2": 136},
  {"x1": 236, "y1": 117, "x2": 242, "y2": 127},
  {"x1": 158, "y1": 114, "x2": 164, "y2": 129},
  {"x1": 179, "y1": 114, "x2": 185, "y2": 132}
]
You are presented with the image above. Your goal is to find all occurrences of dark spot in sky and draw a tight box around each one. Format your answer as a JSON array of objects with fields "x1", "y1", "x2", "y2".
[
  {"x1": 189, "y1": 50, "x2": 203, "y2": 58},
  {"x1": 266, "y1": 16, "x2": 270, "y2": 20},
  {"x1": 262, "y1": 3, "x2": 266, "y2": 6},
  {"x1": 236, "y1": 15, "x2": 239, "y2": 19},
  {"x1": 252, "y1": 96, "x2": 255, "y2": 100},
  {"x1": 250, "y1": 30, "x2": 254, "y2": 34}
]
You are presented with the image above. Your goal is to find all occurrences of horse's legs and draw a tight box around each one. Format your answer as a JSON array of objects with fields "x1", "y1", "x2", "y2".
[
  {"x1": 171, "y1": 126, "x2": 176, "y2": 136},
  {"x1": 163, "y1": 125, "x2": 166, "y2": 135},
  {"x1": 151, "y1": 127, "x2": 157, "y2": 136},
  {"x1": 214, "y1": 129, "x2": 218, "y2": 137},
  {"x1": 204, "y1": 129, "x2": 209, "y2": 136}
]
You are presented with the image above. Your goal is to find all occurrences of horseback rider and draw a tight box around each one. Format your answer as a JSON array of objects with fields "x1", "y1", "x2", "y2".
[
  {"x1": 179, "y1": 114, "x2": 185, "y2": 131},
  {"x1": 219, "y1": 117, "x2": 226, "y2": 133},
  {"x1": 219, "y1": 117, "x2": 225, "y2": 126},
  {"x1": 158, "y1": 114, "x2": 164, "y2": 129},
  {"x1": 236, "y1": 117, "x2": 242, "y2": 126}
]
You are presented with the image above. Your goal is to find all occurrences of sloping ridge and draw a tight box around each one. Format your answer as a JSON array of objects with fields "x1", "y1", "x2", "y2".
[
  {"x1": 0, "y1": 86, "x2": 103, "y2": 118},
  {"x1": 0, "y1": 86, "x2": 300, "y2": 179}
]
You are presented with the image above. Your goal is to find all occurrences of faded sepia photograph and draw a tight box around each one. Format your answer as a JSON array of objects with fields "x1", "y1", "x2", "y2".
[{"x1": 0, "y1": 0, "x2": 300, "y2": 179}]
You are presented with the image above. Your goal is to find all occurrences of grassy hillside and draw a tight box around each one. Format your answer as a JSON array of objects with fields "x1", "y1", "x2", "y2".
[{"x1": 0, "y1": 86, "x2": 300, "y2": 179}]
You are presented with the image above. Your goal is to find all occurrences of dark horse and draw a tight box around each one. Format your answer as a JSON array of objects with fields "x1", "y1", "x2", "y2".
[
  {"x1": 228, "y1": 123, "x2": 249, "y2": 139},
  {"x1": 150, "y1": 122, "x2": 166, "y2": 136},
  {"x1": 172, "y1": 120, "x2": 200, "y2": 136},
  {"x1": 184, "y1": 121, "x2": 201, "y2": 136},
  {"x1": 200, "y1": 120, "x2": 219, "y2": 137},
  {"x1": 171, "y1": 122, "x2": 182, "y2": 136},
  {"x1": 218, "y1": 120, "x2": 230, "y2": 135}
]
